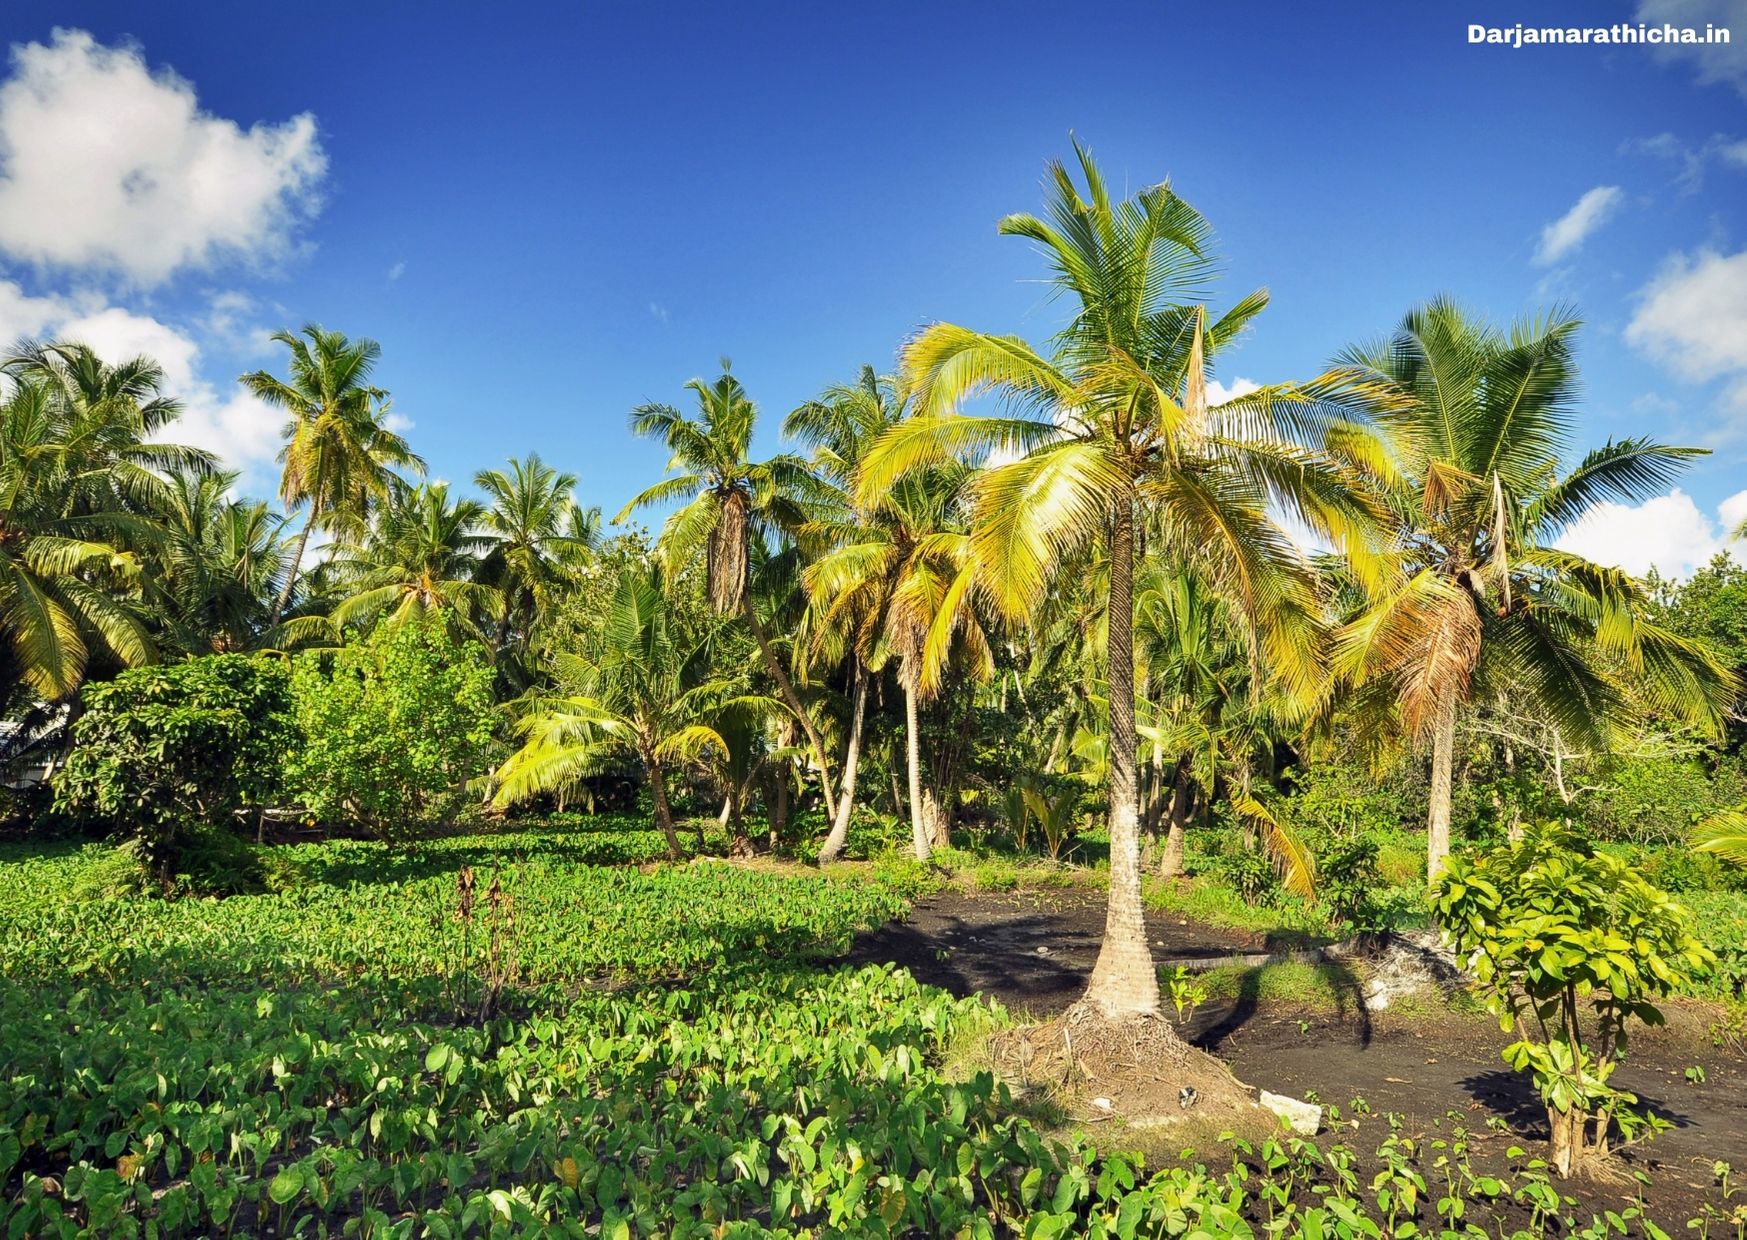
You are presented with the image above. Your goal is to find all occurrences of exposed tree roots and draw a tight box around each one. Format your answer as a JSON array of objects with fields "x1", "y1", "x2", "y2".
[{"x1": 988, "y1": 1001, "x2": 1261, "y2": 1124}]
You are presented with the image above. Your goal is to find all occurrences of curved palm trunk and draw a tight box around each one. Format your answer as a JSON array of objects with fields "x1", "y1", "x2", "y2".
[
  {"x1": 741, "y1": 597, "x2": 839, "y2": 822},
  {"x1": 270, "y1": 501, "x2": 320, "y2": 628},
  {"x1": 1427, "y1": 695, "x2": 1457, "y2": 883},
  {"x1": 904, "y1": 677, "x2": 930, "y2": 862},
  {"x1": 644, "y1": 753, "x2": 684, "y2": 861},
  {"x1": 1084, "y1": 499, "x2": 1163, "y2": 1017},
  {"x1": 817, "y1": 661, "x2": 867, "y2": 864}
]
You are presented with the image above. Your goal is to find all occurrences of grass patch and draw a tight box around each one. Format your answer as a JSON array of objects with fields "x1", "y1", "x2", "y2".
[{"x1": 1144, "y1": 874, "x2": 1332, "y2": 940}]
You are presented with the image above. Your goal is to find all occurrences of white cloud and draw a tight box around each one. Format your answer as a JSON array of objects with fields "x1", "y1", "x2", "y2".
[
  {"x1": 1534, "y1": 187, "x2": 1624, "y2": 266},
  {"x1": 1626, "y1": 248, "x2": 1747, "y2": 383},
  {"x1": 648, "y1": 302, "x2": 669, "y2": 324},
  {"x1": 0, "y1": 277, "x2": 73, "y2": 346},
  {"x1": 1206, "y1": 376, "x2": 1260, "y2": 405},
  {"x1": 1635, "y1": 0, "x2": 1747, "y2": 98},
  {"x1": 13, "y1": 295, "x2": 283, "y2": 483},
  {"x1": 1555, "y1": 486, "x2": 1747, "y2": 577},
  {"x1": 387, "y1": 261, "x2": 405, "y2": 282},
  {"x1": 0, "y1": 29, "x2": 326, "y2": 285},
  {"x1": 1623, "y1": 132, "x2": 1747, "y2": 192}
]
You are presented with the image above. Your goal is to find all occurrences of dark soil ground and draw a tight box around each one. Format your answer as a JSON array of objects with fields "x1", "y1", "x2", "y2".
[{"x1": 844, "y1": 884, "x2": 1747, "y2": 1229}]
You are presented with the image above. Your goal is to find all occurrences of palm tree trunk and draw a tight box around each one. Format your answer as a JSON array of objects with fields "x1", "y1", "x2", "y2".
[
  {"x1": 270, "y1": 501, "x2": 320, "y2": 628},
  {"x1": 1427, "y1": 694, "x2": 1457, "y2": 883},
  {"x1": 1158, "y1": 760, "x2": 1191, "y2": 879},
  {"x1": 1084, "y1": 498, "x2": 1163, "y2": 1017},
  {"x1": 905, "y1": 677, "x2": 929, "y2": 862},
  {"x1": 817, "y1": 661, "x2": 867, "y2": 864},
  {"x1": 645, "y1": 755, "x2": 683, "y2": 861},
  {"x1": 741, "y1": 597, "x2": 839, "y2": 823}
]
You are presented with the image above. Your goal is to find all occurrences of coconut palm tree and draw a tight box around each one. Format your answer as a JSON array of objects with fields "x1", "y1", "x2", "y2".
[
  {"x1": 490, "y1": 564, "x2": 735, "y2": 860},
  {"x1": 326, "y1": 481, "x2": 496, "y2": 635},
  {"x1": 787, "y1": 366, "x2": 906, "y2": 861},
  {"x1": 805, "y1": 461, "x2": 991, "y2": 861},
  {"x1": 241, "y1": 326, "x2": 423, "y2": 624},
  {"x1": 860, "y1": 142, "x2": 1385, "y2": 1019},
  {"x1": 474, "y1": 454, "x2": 599, "y2": 680},
  {"x1": 0, "y1": 345, "x2": 212, "y2": 699},
  {"x1": 1330, "y1": 300, "x2": 1736, "y2": 880},
  {"x1": 617, "y1": 363, "x2": 841, "y2": 821},
  {"x1": 149, "y1": 466, "x2": 290, "y2": 654}
]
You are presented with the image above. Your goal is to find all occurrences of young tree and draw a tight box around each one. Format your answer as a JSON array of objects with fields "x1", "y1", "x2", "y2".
[{"x1": 490, "y1": 564, "x2": 738, "y2": 860}]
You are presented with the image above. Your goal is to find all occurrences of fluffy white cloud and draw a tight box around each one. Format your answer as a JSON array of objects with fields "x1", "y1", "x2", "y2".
[
  {"x1": 1626, "y1": 248, "x2": 1747, "y2": 383},
  {"x1": 1636, "y1": 0, "x2": 1747, "y2": 98},
  {"x1": 0, "y1": 29, "x2": 326, "y2": 284},
  {"x1": 7, "y1": 293, "x2": 283, "y2": 482},
  {"x1": 1206, "y1": 376, "x2": 1260, "y2": 405},
  {"x1": 1555, "y1": 487, "x2": 1747, "y2": 577},
  {"x1": 1534, "y1": 187, "x2": 1624, "y2": 266}
]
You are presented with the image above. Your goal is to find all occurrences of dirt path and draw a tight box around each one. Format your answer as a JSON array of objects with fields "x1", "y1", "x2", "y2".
[{"x1": 843, "y1": 885, "x2": 1747, "y2": 1226}]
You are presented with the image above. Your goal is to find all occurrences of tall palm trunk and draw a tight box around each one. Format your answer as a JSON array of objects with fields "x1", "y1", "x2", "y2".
[
  {"x1": 817, "y1": 661, "x2": 867, "y2": 864},
  {"x1": 741, "y1": 597, "x2": 839, "y2": 822},
  {"x1": 904, "y1": 677, "x2": 929, "y2": 861},
  {"x1": 645, "y1": 753, "x2": 683, "y2": 861},
  {"x1": 1084, "y1": 499, "x2": 1163, "y2": 1017},
  {"x1": 1427, "y1": 694, "x2": 1457, "y2": 883},
  {"x1": 270, "y1": 493, "x2": 322, "y2": 627}
]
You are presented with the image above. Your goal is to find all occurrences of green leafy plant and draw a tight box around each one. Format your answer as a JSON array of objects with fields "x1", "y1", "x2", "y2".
[
  {"x1": 52, "y1": 654, "x2": 295, "y2": 884},
  {"x1": 1164, "y1": 964, "x2": 1209, "y2": 1023},
  {"x1": 1434, "y1": 823, "x2": 1716, "y2": 1176},
  {"x1": 287, "y1": 617, "x2": 496, "y2": 836}
]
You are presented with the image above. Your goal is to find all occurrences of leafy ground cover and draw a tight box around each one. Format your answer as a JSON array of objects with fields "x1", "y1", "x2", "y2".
[{"x1": 3, "y1": 832, "x2": 1745, "y2": 1236}]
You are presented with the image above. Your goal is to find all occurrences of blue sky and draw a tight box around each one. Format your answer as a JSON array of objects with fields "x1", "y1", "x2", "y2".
[{"x1": 1, "y1": 0, "x2": 1744, "y2": 573}]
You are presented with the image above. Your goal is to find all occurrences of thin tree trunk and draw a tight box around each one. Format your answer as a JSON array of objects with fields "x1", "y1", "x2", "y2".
[
  {"x1": 645, "y1": 756, "x2": 683, "y2": 861},
  {"x1": 1084, "y1": 499, "x2": 1163, "y2": 1017},
  {"x1": 905, "y1": 678, "x2": 929, "y2": 862},
  {"x1": 817, "y1": 661, "x2": 867, "y2": 864},
  {"x1": 270, "y1": 497, "x2": 321, "y2": 628},
  {"x1": 727, "y1": 791, "x2": 753, "y2": 858},
  {"x1": 1427, "y1": 695, "x2": 1457, "y2": 883},
  {"x1": 741, "y1": 597, "x2": 838, "y2": 823},
  {"x1": 1158, "y1": 761, "x2": 1192, "y2": 879}
]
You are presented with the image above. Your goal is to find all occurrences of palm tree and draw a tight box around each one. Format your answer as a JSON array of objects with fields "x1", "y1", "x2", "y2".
[
  {"x1": 787, "y1": 366, "x2": 906, "y2": 861},
  {"x1": 490, "y1": 564, "x2": 735, "y2": 859},
  {"x1": 326, "y1": 482, "x2": 496, "y2": 635},
  {"x1": 804, "y1": 462, "x2": 991, "y2": 861},
  {"x1": 861, "y1": 143, "x2": 1384, "y2": 1019},
  {"x1": 475, "y1": 454, "x2": 599, "y2": 680},
  {"x1": 150, "y1": 466, "x2": 290, "y2": 654},
  {"x1": 241, "y1": 326, "x2": 423, "y2": 625},
  {"x1": 1330, "y1": 300, "x2": 1736, "y2": 880},
  {"x1": 0, "y1": 345, "x2": 212, "y2": 699},
  {"x1": 617, "y1": 363, "x2": 841, "y2": 822}
]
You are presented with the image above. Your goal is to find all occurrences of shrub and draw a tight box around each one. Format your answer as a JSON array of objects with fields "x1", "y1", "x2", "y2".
[
  {"x1": 1435, "y1": 823, "x2": 1715, "y2": 1177},
  {"x1": 1318, "y1": 835, "x2": 1386, "y2": 932},
  {"x1": 286, "y1": 619, "x2": 497, "y2": 837},
  {"x1": 53, "y1": 655, "x2": 295, "y2": 883}
]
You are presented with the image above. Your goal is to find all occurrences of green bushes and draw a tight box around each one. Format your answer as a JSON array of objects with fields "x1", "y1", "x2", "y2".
[
  {"x1": 1434, "y1": 824, "x2": 1715, "y2": 1177},
  {"x1": 52, "y1": 655, "x2": 295, "y2": 884},
  {"x1": 286, "y1": 619, "x2": 496, "y2": 836}
]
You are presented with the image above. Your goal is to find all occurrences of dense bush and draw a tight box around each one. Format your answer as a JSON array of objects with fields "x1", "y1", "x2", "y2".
[
  {"x1": 286, "y1": 619, "x2": 497, "y2": 836},
  {"x1": 52, "y1": 655, "x2": 295, "y2": 883}
]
